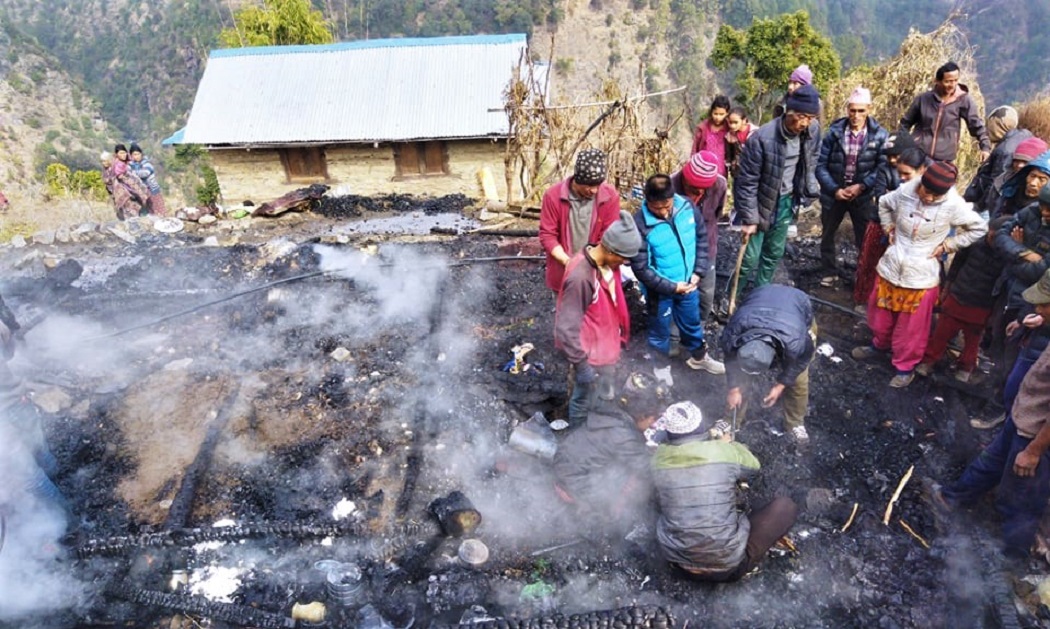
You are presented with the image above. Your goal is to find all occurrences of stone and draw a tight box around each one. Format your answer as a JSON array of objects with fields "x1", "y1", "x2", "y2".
[
  {"x1": 320, "y1": 233, "x2": 351, "y2": 244},
  {"x1": 42, "y1": 257, "x2": 60, "y2": 270},
  {"x1": 32, "y1": 386, "x2": 73, "y2": 414},
  {"x1": 32, "y1": 230, "x2": 56, "y2": 245},
  {"x1": 198, "y1": 214, "x2": 218, "y2": 225},
  {"x1": 106, "y1": 225, "x2": 137, "y2": 244},
  {"x1": 203, "y1": 236, "x2": 220, "y2": 247},
  {"x1": 15, "y1": 250, "x2": 43, "y2": 268},
  {"x1": 55, "y1": 225, "x2": 72, "y2": 243},
  {"x1": 73, "y1": 222, "x2": 99, "y2": 236},
  {"x1": 70, "y1": 399, "x2": 91, "y2": 419},
  {"x1": 9, "y1": 235, "x2": 27, "y2": 248},
  {"x1": 330, "y1": 347, "x2": 351, "y2": 362}
]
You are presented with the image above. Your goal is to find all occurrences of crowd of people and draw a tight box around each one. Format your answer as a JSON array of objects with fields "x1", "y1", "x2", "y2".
[
  {"x1": 100, "y1": 143, "x2": 167, "y2": 221},
  {"x1": 540, "y1": 60, "x2": 1050, "y2": 578}
]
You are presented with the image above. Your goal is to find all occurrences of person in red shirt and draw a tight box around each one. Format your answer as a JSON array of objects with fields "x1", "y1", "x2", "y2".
[
  {"x1": 538, "y1": 149, "x2": 622, "y2": 293},
  {"x1": 555, "y1": 211, "x2": 642, "y2": 427}
]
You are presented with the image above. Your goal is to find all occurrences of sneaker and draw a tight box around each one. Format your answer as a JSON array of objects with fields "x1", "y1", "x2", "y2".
[
  {"x1": 652, "y1": 365, "x2": 674, "y2": 387},
  {"x1": 889, "y1": 371, "x2": 915, "y2": 388},
  {"x1": 790, "y1": 425, "x2": 810, "y2": 444},
  {"x1": 915, "y1": 362, "x2": 934, "y2": 377},
  {"x1": 954, "y1": 369, "x2": 972, "y2": 383},
  {"x1": 970, "y1": 412, "x2": 1006, "y2": 430},
  {"x1": 687, "y1": 353, "x2": 726, "y2": 375},
  {"x1": 851, "y1": 345, "x2": 881, "y2": 360}
]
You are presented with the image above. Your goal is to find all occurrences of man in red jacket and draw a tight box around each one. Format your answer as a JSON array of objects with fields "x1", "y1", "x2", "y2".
[
  {"x1": 539, "y1": 149, "x2": 622, "y2": 293},
  {"x1": 555, "y1": 211, "x2": 642, "y2": 427}
]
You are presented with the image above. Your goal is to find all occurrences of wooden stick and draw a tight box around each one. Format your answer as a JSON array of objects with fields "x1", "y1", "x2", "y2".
[
  {"x1": 899, "y1": 519, "x2": 930, "y2": 549},
  {"x1": 727, "y1": 239, "x2": 748, "y2": 315},
  {"x1": 883, "y1": 465, "x2": 915, "y2": 525},
  {"x1": 841, "y1": 502, "x2": 860, "y2": 533}
]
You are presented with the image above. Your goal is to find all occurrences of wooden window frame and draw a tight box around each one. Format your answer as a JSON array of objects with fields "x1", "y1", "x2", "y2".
[
  {"x1": 278, "y1": 146, "x2": 329, "y2": 183},
  {"x1": 392, "y1": 141, "x2": 449, "y2": 178}
]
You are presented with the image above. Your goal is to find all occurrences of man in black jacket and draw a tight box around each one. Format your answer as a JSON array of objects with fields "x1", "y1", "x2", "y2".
[
  {"x1": 734, "y1": 85, "x2": 822, "y2": 298},
  {"x1": 965, "y1": 106, "x2": 1032, "y2": 217},
  {"x1": 552, "y1": 373, "x2": 667, "y2": 534},
  {"x1": 720, "y1": 285, "x2": 816, "y2": 443},
  {"x1": 815, "y1": 87, "x2": 889, "y2": 269}
]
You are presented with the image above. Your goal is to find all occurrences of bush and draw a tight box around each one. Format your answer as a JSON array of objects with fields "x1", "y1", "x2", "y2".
[
  {"x1": 46, "y1": 163, "x2": 72, "y2": 198},
  {"x1": 196, "y1": 165, "x2": 220, "y2": 205},
  {"x1": 70, "y1": 169, "x2": 108, "y2": 201},
  {"x1": 1019, "y1": 96, "x2": 1050, "y2": 144}
]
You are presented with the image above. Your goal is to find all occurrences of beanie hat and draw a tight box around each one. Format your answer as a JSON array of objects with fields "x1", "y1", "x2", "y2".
[
  {"x1": 789, "y1": 64, "x2": 813, "y2": 86},
  {"x1": 1013, "y1": 137, "x2": 1049, "y2": 164},
  {"x1": 1039, "y1": 182, "x2": 1050, "y2": 206},
  {"x1": 683, "y1": 151, "x2": 719, "y2": 189},
  {"x1": 785, "y1": 84, "x2": 821, "y2": 116},
  {"x1": 986, "y1": 106, "x2": 1019, "y2": 144},
  {"x1": 847, "y1": 87, "x2": 872, "y2": 106},
  {"x1": 574, "y1": 149, "x2": 607, "y2": 186},
  {"x1": 653, "y1": 401, "x2": 705, "y2": 435},
  {"x1": 921, "y1": 161, "x2": 958, "y2": 196},
  {"x1": 601, "y1": 210, "x2": 643, "y2": 258},
  {"x1": 737, "y1": 339, "x2": 776, "y2": 375},
  {"x1": 882, "y1": 129, "x2": 916, "y2": 156}
]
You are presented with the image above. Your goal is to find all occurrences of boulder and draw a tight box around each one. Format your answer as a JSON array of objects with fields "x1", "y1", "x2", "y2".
[
  {"x1": 32, "y1": 386, "x2": 73, "y2": 414},
  {"x1": 55, "y1": 225, "x2": 72, "y2": 243},
  {"x1": 9, "y1": 235, "x2": 27, "y2": 248},
  {"x1": 32, "y1": 230, "x2": 56, "y2": 245}
]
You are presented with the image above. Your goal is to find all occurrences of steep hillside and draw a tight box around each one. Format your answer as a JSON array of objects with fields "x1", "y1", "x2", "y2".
[{"x1": 0, "y1": 16, "x2": 119, "y2": 192}]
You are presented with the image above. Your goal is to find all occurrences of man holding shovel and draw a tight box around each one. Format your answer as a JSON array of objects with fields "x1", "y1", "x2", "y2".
[{"x1": 719, "y1": 285, "x2": 816, "y2": 444}]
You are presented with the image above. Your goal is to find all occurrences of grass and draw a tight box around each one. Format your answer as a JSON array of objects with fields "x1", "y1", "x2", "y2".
[{"x1": 1, "y1": 187, "x2": 115, "y2": 242}]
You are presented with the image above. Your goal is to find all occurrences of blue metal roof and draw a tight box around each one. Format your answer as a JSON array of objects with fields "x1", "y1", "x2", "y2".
[{"x1": 172, "y1": 33, "x2": 530, "y2": 145}]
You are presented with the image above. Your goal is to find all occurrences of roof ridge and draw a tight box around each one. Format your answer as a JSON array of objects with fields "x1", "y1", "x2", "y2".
[{"x1": 209, "y1": 33, "x2": 526, "y2": 59}]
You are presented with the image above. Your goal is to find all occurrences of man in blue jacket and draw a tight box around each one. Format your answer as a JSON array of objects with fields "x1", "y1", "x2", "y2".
[
  {"x1": 631, "y1": 174, "x2": 724, "y2": 386},
  {"x1": 816, "y1": 87, "x2": 889, "y2": 269},
  {"x1": 734, "y1": 84, "x2": 822, "y2": 297}
]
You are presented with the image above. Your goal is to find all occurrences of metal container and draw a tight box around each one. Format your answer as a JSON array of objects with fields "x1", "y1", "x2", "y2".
[
  {"x1": 508, "y1": 412, "x2": 557, "y2": 460},
  {"x1": 325, "y1": 563, "x2": 363, "y2": 606}
]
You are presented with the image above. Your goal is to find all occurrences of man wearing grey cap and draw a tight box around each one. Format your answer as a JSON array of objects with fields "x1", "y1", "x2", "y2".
[
  {"x1": 719, "y1": 284, "x2": 816, "y2": 443},
  {"x1": 555, "y1": 211, "x2": 643, "y2": 427}
]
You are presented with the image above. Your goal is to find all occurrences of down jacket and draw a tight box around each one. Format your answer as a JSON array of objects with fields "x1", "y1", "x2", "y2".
[
  {"x1": 816, "y1": 116, "x2": 889, "y2": 208},
  {"x1": 553, "y1": 399, "x2": 652, "y2": 510},
  {"x1": 630, "y1": 194, "x2": 709, "y2": 297},
  {"x1": 899, "y1": 83, "x2": 991, "y2": 162},
  {"x1": 733, "y1": 117, "x2": 821, "y2": 232},
  {"x1": 945, "y1": 238, "x2": 1006, "y2": 310},
  {"x1": 877, "y1": 178, "x2": 986, "y2": 290},
  {"x1": 719, "y1": 285, "x2": 815, "y2": 390},
  {"x1": 652, "y1": 436, "x2": 760, "y2": 573},
  {"x1": 995, "y1": 203, "x2": 1050, "y2": 310}
]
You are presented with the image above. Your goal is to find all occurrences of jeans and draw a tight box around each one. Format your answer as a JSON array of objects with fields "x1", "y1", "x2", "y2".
[
  {"x1": 942, "y1": 414, "x2": 1050, "y2": 556},
  {"x1": 648, "y1": 291, "x2": 705, "y2": 357},
  {"x1": 568, "y1": 364, "x2": 615, "y2": 427},
  {"x1": 737, "y1": 195, "x2": 792, "y2": 298},
  {"x1": 1003, "y1": 349, "x2": 1040, "y2": 411}
]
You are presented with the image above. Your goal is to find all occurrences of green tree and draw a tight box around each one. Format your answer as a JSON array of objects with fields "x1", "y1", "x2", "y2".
[
  {"x1": 711, "y1": 10, "x2": 840, "y2": 122},
  {"x1": 219, "y1": 0, "x2": 334, "y2": 48}
]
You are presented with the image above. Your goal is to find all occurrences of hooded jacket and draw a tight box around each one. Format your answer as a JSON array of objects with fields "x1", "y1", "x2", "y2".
[
  {"x1": 965, "y1": 128, "x2": 1033, "y2": 211},
  {"x1": 719, "y1": 285, "x2": 815, "y2": 390},
  {"x1": 816, "y1": 116, "x2": 890, "y2": 208},
  {"x1": 652, "y1": 436, "x2": 760, "y2": 573},
  {"x1": 630, "y1": 194, "x2": 709, "y2": 297},
  {"x1": 995, "y1": 202, "x2": 1050, "y2": 310},
  {"x1": 734, "y1": 117, "x2": 821, "y2": 232},
  {"x1": 900, "y1": 83, "x2": 991, "y2": 162},
  {"x1": 877, "y1": 178, "x2": 986, "y2": 289},
  {"x1": 994, "y1": 150, "x2": 1050, "y2": 219}
]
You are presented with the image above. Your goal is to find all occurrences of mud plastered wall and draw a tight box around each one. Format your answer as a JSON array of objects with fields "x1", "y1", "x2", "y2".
[{"x1": 211, "y1": 140, "x2": 507, "y2": 204}]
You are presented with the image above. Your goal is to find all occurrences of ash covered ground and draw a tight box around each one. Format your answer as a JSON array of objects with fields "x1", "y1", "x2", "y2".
[{"x1": 0, "y1": 198, "x2": 1045, "y2": 629}]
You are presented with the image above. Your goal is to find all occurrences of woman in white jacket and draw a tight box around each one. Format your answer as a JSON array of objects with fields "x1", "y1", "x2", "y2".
[{"x1": 851, "y1": 161, "x2": 987, "y2": 387}]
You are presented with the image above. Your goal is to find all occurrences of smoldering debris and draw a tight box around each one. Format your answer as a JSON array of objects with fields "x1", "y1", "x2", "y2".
[{"x1": 0, "y1": 197, "x2": 1034, "y2": 628}]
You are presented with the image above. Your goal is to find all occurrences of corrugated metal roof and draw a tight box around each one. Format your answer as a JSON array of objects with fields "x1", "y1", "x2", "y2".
[{"x1": 173, "y1": 34, "x2": 529, "y2": 145}]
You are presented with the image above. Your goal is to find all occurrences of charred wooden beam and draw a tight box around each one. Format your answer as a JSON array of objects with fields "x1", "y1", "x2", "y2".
[
  {"x1": 107, "y1": 583, "x2": 295, "y2": 629},
  {"x1": 458, "y1": 605, "x2": 675, "y2": 629}
]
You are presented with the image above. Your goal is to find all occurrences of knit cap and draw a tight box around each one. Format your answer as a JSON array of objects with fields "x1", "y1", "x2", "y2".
[
  {"x1": 847, "y1": 87, "x2": 871, "y2": 106},
  {"x1": 1014, "y1": 137, "x2": 1049, "y2": 164},
  {"x1": 790, "y1": 64, "x2": 813, "y2": 86},
  {"x1": 986, "y1": 106, "x2": 1019, "y2": 144},
  {"x1": 601, "y1": 210, "x2": 642, "y2": 258},
  {"x1": 574, "y1": 149, "x2": 607, "y2": 186},
  {"x1": 683, "y1": 151, "x2": 719, "y2": 189},
  {"x1": 882, "y1": 130, "x2": 916, "y2": 157},
  {"x1": 653, "y1": 401, "x2": 705, "y2": 435},
  {"x1": 921, "y1": 161, "x2": 957, "y2": 196},
  {"x1": 785, "y1": 84, "x2": 821, "y2": 116}
]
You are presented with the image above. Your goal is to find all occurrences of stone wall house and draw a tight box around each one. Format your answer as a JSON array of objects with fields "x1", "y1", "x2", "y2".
[{"x1": 165, "y1": 34, "x2": 536, "y2": 204}]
